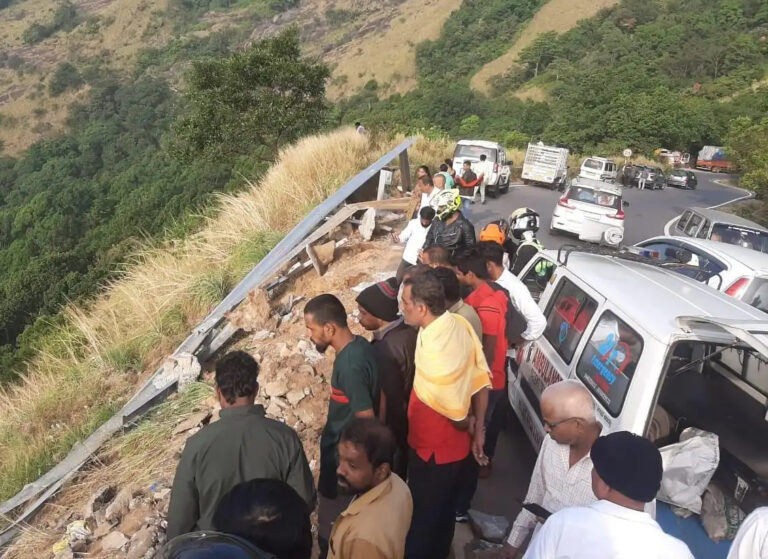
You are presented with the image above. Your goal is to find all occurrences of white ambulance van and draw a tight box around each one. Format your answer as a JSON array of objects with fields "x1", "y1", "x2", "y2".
[{"x1": 510, "y1": 246, "x2": 768, "y2": 526}]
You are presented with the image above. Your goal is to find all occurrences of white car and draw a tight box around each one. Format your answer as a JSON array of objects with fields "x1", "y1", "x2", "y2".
[
  {"x1": 578, "y1": 156, "x2": 617, "y2": 182},
  {"x1": 452, "y1": 139, "x2": 511, "y2": 197},
  {"x1": 551, "y1": 178, "x2": 626, "y2": 246},
  {"x1": 634, "y1": 236, "x2": 768, "y2": 313}
]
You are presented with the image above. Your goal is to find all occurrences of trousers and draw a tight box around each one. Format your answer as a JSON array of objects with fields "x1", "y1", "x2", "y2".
[{"x1": 473, "y1": 183, "x2": 486, "y2": 203}]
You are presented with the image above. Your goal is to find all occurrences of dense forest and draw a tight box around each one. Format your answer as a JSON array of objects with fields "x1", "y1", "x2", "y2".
[{"x1": 339, "y1": 0, "x2": 768, "y2": 154}]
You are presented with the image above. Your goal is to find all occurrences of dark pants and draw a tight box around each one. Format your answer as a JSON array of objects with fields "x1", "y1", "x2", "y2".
[
  {"x1": 405, "y1": 451, "x2": 465, "y2": 559},
  {"x1": 484, "y1": 387, "x2": 507, "y2": 459},
  {"x1": 317, "y1": 493, "x2": 354, "y2": 559},
  {"x1": 454, "y1": 388, "x2": 506, "y2": 515},
  {"x1": 396, "y1": 259, "x2": 415, "y2": 284}
]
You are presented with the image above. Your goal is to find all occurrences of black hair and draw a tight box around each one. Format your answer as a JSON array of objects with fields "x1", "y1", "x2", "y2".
[
  {"x1": 454, "y1": 247, "x2": 491, "y2": 279},
  {"x1": 463, "y1": 160, "x2": 471, "y2": 166},
  {"x1": 215, "y1": 351, "x2": 260, "y2": 405},
  {"x1": 423, "y1": 246, "x2": 450, "y2": 266},
  {"x1": 404, "y1": 269, "x2": 446, "y2": 316},
  {"x1": 480, "y1": 154, "x2": 487, "y2": 161},
  {"x1": 304, "y1": 294, "x2": 347, "y2": 327},
  {"x1": 439, "y1": 163, "x2": 449, "y2": 172},
  {"x1": 340, "y1": 418, "x2": 396, "y2": 468},
  {"x1": 444, "y1": 158, "x2": 453, "y2": 167},
  {"x1": 419, "y1": 206, "x2": 436, "y2": 221},
  {"x1": 354, "y1": 121, "x2": 361, "y2": 127},
  {"x1": 418, "y1": 174, "x2": 434, "y2": 187},
  {"x1": 213, "y1": 479, "x2": 312, "y2": 559},
  {"x1": 401, "y1": 264, "x2": 431, "y2": 283},
  {"x1": 432, "y1": 267, "x2": 460, "y2": 303},
  {"x1": 417, "y1": 165, "x2": 431, "y2": 176},
  {"x1": 478, "y1": 240, "x2": 505, "y2": 267}
]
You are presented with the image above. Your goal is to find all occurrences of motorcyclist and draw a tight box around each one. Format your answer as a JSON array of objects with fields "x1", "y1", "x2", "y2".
[
  {"x1": 479, "y1": 219, "x2": 515, "y2": 269},
  {"x1": 508, "y1": 207, "x2": 544, "y2": 275},
  {"x1": 422, "y1": 189, "x2": 476, "y2": 256}
]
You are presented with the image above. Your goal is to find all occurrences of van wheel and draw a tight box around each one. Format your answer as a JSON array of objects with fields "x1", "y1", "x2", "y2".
[{"x1": 500, "y1": 182, "x2": 510, "y2": 194}]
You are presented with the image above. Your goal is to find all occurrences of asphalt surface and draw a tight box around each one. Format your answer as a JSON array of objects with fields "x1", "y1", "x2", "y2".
[{"x1": 450, "y1": 170, "x2": 746, "y2": 557}]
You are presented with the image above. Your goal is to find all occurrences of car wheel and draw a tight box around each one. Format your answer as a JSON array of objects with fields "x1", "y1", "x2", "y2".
[{"x1": 500, "y1": 181, "x2": 510, "y2": 194}]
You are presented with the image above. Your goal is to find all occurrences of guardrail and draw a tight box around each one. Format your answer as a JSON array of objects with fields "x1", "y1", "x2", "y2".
[{"x1": 0, "y1": 136, "x2": 417, "y2": 547}]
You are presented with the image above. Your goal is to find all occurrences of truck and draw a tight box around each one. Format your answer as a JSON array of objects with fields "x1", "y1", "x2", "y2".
[
  {"x1": 521, "y1": 142, "x2": 569, "y2": 190},
  {"x1": 695, "y1": 146, "x2": 732, "y2": 172}
]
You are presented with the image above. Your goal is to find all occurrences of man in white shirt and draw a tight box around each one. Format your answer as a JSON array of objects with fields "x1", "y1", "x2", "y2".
[
  {"x1": 472, "y1": 154, "x2": 493, "y2": 205},
  {"x1": 418, "y1": 175, "x2": 442, "y2": 211},
  {"x1": 728, "y1": 507, "x2": 768, "y2": 558},
  {"x1": 524, "y1": 431, "x2": 693, "y2": 559},
  {"x1": 394, "y1": 206, "x2": 435, "y2": 283},
  {"x1": 503, "y1": 380, "x2": 602, "y2": 557},
  {"x1": 478, "y1": 241, "x2": 546, "y2": 341}
]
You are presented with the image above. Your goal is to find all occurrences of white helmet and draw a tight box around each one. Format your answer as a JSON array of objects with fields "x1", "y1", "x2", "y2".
[{"x1": 508, "y1": 207, "x2": 540, "y2": 240}]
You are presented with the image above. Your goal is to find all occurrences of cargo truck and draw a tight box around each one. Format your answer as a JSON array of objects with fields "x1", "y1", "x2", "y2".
[
  {"x1": 521, "y1": 142, "x2": 569, "y2": 190},
  {"x1": 695, "y1": 146, "x2": 732, "y2": 172}
]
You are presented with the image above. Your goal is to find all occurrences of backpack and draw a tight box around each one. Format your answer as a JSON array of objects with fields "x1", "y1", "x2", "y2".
[{"x1": 487, "y1": 282, "x2": 528, "y2": 346}]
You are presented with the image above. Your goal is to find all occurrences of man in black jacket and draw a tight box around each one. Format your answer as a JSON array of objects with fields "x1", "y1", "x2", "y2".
[
  {"x1": 423, "y1": 189, "x2": 476, "y2": 256},
  {"x1": 356, "y1": 278, "x2": 417, "y2": 478}
]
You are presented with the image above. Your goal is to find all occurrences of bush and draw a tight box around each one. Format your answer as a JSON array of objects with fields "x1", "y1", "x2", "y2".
[
  {"x1": 21, "y1": 1, "x2": 77, "y2": 44},
  {"x1": 49, "y1": 62, "x2": 83, "y2": 96}
]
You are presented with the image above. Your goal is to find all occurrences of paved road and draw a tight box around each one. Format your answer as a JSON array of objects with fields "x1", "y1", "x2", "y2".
[
  {"x1": 466, "y1": 171, "x2": 746, "y2": 248},
  {"x1": 451, "y1": 170, "x2": 746, "y2": 557}
]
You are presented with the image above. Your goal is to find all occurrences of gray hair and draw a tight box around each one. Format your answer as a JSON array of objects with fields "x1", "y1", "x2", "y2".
[{"x1": 541, "y1": 379, "x2": 596, "y2": 422}]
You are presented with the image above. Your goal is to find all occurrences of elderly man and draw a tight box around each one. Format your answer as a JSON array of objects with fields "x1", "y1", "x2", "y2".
[
  {"x1": 503, "y1": 380, "x2": 603, "y2": 557},
  {"x1": 524, "y1": 431, "x2": 693, "y2": 559}
]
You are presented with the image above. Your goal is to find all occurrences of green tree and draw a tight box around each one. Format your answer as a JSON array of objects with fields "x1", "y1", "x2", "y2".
[
  {"x1": 519, "y1": 31, "x2": 559, "y2": 77},
  {"x1": 459, "y1": 115, "x2": 481, "y2": 137},
  {"x1": 49, "y1": 62, "x2": 83, "y2": 96},
  {"x1": 726, "y1": 116, "x2": 768, "y2": 196},
  {"x1": 172, "y1": 28, "x2": 330, "y2": 162}
]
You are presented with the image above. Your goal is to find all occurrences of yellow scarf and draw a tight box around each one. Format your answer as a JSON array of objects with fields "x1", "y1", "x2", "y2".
[{"x1": 413, "y1": 311, "x2": 492, "y2": 421}]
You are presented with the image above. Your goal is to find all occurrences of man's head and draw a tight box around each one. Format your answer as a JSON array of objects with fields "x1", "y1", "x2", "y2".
[
  {"x1": 337, "y1": 418, "x2": 396, "y2": 495},
  {"x1": 433, "y1": 173, "x2": 446, "y2": 189},
  {"x1": 215, "y1": 351, "x2": 260, "y2": 409},
  {"x1": 303, "y1": 294, "x2": 348, "y2": 353},
  {"x1": 463, "y1": 161, "x2": 472, "y2": 169},
  {"x1": 401, "y1": 268, "x2": 446, "y2": 327},
  {"x1": 590, "y1": 431, "x2": 664, "y2": 510},
  {"x1": 419, "y1": 206, "x2": 436, "y2": 228},
  {"x1": 439, "y1": 163, "x2": 449, "y2": 172},
  {"x1": 453, "y1": 247, "x2": 490, "y2": 288},
  {"x1": 480, "y1": 154, "x2": 487, "y2": 162},
  {"x1": 213, "y1": 479, "x2": 311, "y2": 559},
  {"x1": 433, "y1": 266, "x2": 461, "y2": 306},
  {"x1": 356, "y1": 278, "x2": 399, "y2": 331},
  {"x1": 477, "y1": 241, "x2": 505, "y2": 280},
  {"x1": 540, "y1": 380, "x2": 597, "y2": 445},
  {"x1": 422, "y1": 246, "x2": 451, "y2": 268},
  {"x1": 418, "y1": 174, "x2": 434, "y2": 193}
]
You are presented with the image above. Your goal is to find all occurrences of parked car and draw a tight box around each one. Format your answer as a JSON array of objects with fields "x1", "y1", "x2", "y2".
[
  {"x1": 672, "y1": 207, "x2": 768, "y2": 254},
  {"x1": 509, "y1": 247, "x2": 768, "y2": 557},
  {"x1": 578, "y1": 156, "x2": 617, "y2": 182},
  {"x1": 666, "y1": 169, "x2": 697, "y2": 189},
  {"x1": 634, "y1": 165, "x2": 666, "y2": 190},
  {"x1": 521, "y1": 142, "x2": 569, "y2": 191},
  {"x1": 451, "y1": 140, "x2": 511, "y2": 198},
  {"x1": 551, "y1": 178, "x2": 626, "y2": 246},
  {"x1": 634, "y1": 236, "x2": 768, "y2": 313}
]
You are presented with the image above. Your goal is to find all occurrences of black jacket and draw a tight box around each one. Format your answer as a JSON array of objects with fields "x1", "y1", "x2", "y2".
[{"x1": 423, "y1": 213, "x2": 476, "y2": 254}]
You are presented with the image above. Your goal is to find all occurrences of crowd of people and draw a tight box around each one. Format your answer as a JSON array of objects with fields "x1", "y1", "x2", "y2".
[{"x1": 157, "y1": 163, "x2": 766, "y2": 559}]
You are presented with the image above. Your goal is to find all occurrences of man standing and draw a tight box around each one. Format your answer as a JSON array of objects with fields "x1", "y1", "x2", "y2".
[
  {"x1": 502, "y1": 380, "x2": 603, "y2": 557},
  {"x1": 304, "y1": 294, "x2": 380, "y2": 557},
  {"x1": 433, "y1": 267, "x2": 483, "y2": 340},
  {"x1": 167, "y1": 351, "x2": 315, "y2": 539},
  {"x1": 330, "y1": 418, "x2": 413, "y2": 559},
  {"x1": 356, "y1": 278, "x2": 417, "y2": 478},
  {"x1": 478, "y1": 241, "x2": 546, "y2": 342},
  {"x1": 400, "y1": 270, "x2": 491, "y2": 559},
  {"x1": 524, "y1": 432, "x2": 693, "y2": 559},
  {"x1": 394, "y1": 206, "x2": 435, "y2": 283},
  {"x1": 473, "y1": 154, "x2": 492, "y2": 205}
]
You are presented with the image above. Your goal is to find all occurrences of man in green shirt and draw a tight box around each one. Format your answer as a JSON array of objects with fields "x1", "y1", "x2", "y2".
[
  {"x1": 304, "y1": 294, "x2": 380, "y2": 558},
  {"x1": 166, "y1": 351, "x2": 315, "y2": 540}
]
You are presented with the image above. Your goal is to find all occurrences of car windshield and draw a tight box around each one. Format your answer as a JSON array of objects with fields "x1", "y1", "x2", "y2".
[
  {"x1": 583, "y1": 159, "x2": 602, "y2": 170},
  {"x1": 566, "y1": 186, "x2": 621, "y2": 209},
  {"x1": 710, "y1": 223, "x2": 768, "y2": 253},
  {"x1": 454, "y1": 145, "x2": 497, "y2": 161}
]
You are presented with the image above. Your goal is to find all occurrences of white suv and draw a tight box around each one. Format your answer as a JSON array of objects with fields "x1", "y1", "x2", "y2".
[
  {"x1": 452, "y1": 140, "x2": 511, "y2": 197},
  {"x1": 551, "y1": 178, "x2": 626, "y2": 246}
]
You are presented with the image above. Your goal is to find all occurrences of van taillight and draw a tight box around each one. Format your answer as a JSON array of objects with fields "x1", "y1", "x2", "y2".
[
  {"x1": 614, "y1": 209, "x2": 625, "y2": 220},
  {"x1": 725, "y1": 277, "x2": 750, "y2": 298},
  {"x1": 494, "y1": 163, "x2": 499, "y2": 173},
  {"x1": 558, "y1": 197, "x2": 573, "y2": 209}
]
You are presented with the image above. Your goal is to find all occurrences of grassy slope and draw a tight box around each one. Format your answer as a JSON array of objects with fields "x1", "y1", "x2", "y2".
[{"x1": 470, "y1": 0, "x2": 619, "y2": 94}]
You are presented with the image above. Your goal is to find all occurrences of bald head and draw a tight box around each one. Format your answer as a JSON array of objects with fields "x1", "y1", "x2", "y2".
[{"x1": 541, "y1": 380, "x2": 596, "y2": 423}]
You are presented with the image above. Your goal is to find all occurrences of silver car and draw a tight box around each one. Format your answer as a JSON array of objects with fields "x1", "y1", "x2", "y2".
[{"x1": 667, "y1": 170, "x2": 697, "y2": 190}]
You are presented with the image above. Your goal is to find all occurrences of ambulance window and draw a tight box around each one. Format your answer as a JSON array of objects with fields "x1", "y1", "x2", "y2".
[
  {"x1": 677, "y1": 210, "x2": 692, "y2": 231},
  {"x1": 685, "y1": 214, "x2": 703, "y2": 236},
  {"x1": 543, "y1": 279, "x2": 598, "y2": 363},
  {"x1": 576, "y1": 311, "x2": 644, "y2": 417},
  {"x1": 521, "y1": 258, "x2": 556, "y2": 302}
]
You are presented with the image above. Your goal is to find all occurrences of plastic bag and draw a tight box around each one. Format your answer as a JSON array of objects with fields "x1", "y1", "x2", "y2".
[
  {"x1": 657, "y1": 427, "x2": 720, "y2": 514},
  {"x1": 701, "y1": 483, "x2": 745, "y2": 542}
]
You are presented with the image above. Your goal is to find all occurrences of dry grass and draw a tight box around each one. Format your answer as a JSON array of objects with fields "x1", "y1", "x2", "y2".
[
  {"x1": 0, "y1": 128, "x2": 398, "y2": 508},
  {"x1": 471, "y1": 0, "x2": 619, "y2": 94}
]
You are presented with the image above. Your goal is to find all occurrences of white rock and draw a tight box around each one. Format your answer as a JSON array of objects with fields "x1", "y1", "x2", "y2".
[
  {"x1": 266, "y1": 401, "x2": 282, "y2": 418},
  {"x1": 126, "y1": 527, "x2": 157, "y2": 559},
  {"x1": 286, "y1": 389, "x2": 306, "y2": 406},
  {"x1": 102, "y1": 531, "x2": 129, "y2": 551},
  {"x1": 264, "y1": 380, "x2": 288, "y2": 398},
  {"x1": 105, "y1": 487, "x2": 133, "y2": 523},
  {"x1": 252, "y1": 330, "x2": 274, "y2": 341}
]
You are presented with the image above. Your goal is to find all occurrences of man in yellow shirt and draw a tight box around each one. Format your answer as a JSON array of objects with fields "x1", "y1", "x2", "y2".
[{"x1": 329, "y1": 418, "x2": 413, "y2": 559}]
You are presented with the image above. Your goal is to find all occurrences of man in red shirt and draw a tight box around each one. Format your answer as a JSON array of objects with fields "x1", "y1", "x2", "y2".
[
  {"x1": 453, "y1": 246, "x2": 516, "y2": 522},
  {"x1": 400, "y1": 269, "x2": 490, "y2": 559}
]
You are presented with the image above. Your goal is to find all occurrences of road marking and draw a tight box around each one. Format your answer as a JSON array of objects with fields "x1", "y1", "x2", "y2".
[{"x1": 663, "y1": 177, "x2": 754, "y2": 236}]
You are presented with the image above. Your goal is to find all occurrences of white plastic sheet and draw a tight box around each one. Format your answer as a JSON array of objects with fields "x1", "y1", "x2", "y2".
[{"x1": 657, "y1": 427, "x2": 720, "y2": 514}]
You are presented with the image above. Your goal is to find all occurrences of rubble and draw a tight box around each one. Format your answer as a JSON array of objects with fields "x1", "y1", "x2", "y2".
[
  {"x1": 468, "y1": 509, "x2": 511, "y2": 544},
  {"x1": 105, "y1": 486, "x2": 135, "y2": 523},
  {"x1": 102, "y1": 530, "x2": 129, "y2": 551},
  {"x1": 126, "y1": 527, "x2": 158, "y2": 559}
]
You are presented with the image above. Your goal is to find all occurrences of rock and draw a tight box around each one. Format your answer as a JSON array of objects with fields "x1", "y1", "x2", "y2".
[
  {"x1": 70, "y1": 539, "x2": 87, "y2": 553},
  {"x1": 359, "y1": 208, "x2": 376, "y2": 240},
  {"x1": 126, "y1": 527, "x2": 157, "y2": 559},
  {"x1": 276, "y1": 342, "x2": 291, "y2": 358},
  {"x1": 252, "y1": 329, "x2": 274, "y2": 342},
  {"x1": 286, "y1": 353, "x2": 305, "y2": 370},
  {"x1": 465, "y1": 538, "x2": 504, "y2": 559},
  {"x1": 118, "y1": 504, "x2": 150, "y2": 537},
  {"x1": 266, "y1": 401, "x2": 282, "y2": 418},
  {"x1": 156, "y1": 352, "x2": 201, "y2": 391},
  {"x1": 102, "y1": 530, "x2": 129, "y2": 551},
  {"x1": 83, "y1": 485, "x2": 115, "y2": 519},
  {"x1": 303, "y1": 386, "x2": 311, "y2": 395},
  {"x1": 272, "y1": 397, "x2": 289, "y2": 409},
  {"x1": 151, "y1": 487, "x2": 171, "y2": 502},
  {"x1": 53, "y1": 551, "x2": 74, "y2": 559},
  {"x1": 286, "y1": 389, "x2": 306, "y2": 406},
  {"x1": 313, "y1": 241, "x2": 337, "y2": 266},
  {"x1": 297, "y1": 363, "x2": 315, "y2": 377},
  {"x1": 296, "y1": 408, "x2": 315, "y2": 425},
  {"x1": 467, "y1": 510, "x2": 510, "y2": 544},
  {"x1": 105, "y1": 487, "x2": 134, "y2": 523},
  {"x1": 172, "y1": 410, "x2": 212, "y2": 436},
  {"x1": 264, "y1": 380, "x2": 289, "y2": 398},
  {"x1": 93, "y1": 517, "x2": 113, "y2": 539}
]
